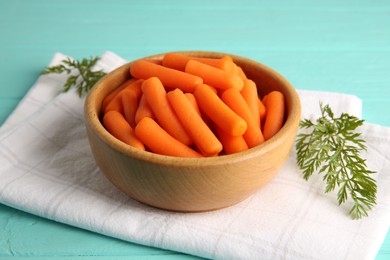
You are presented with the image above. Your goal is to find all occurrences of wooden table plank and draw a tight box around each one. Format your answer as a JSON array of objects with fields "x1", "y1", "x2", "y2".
[{"x1": 1, "y1": 0, "x2": 389, "y2": 258}]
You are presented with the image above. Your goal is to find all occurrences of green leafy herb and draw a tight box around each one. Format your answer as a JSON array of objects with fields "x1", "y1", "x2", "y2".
[
  {"x1": 296, "y1": 103, "x2": 377, "y2": 219},
  {"x1": 42, "y1": 56, "x2": 106, "y2": 97}
]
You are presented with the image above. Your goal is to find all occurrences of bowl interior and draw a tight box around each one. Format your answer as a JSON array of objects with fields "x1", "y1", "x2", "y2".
[{"x1": 85, "y1": 51, "x2": 301, "y2": 165}]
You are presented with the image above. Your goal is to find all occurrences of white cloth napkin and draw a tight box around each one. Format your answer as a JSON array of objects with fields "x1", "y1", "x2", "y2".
[{"x1": 1, "y1": 52, "x2": 389, "y2": 260}]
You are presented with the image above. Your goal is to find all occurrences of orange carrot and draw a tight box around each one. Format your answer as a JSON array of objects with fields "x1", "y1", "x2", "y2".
[
  {"x1": 104, "y1": 91, "x2": 123, "y2": 114},
  {"x1": 161, "y1": 52, "x2": 192, "y2": 71},
  {"x1": 221, "y1": 88, "x2": 265, "y2": 148},
  {"x1": 233, "y1": 65, "x2": 248, "y2": 80},
  {"x1": 185, "y1": 60, "x2": 244, "y2": 91},
  {"x1": 199, "y1": 55, "x2": 235, "y2": 72},
  {"x1": 162, "y1": 52, "x2": 234, "y2": 72},
  {"x1": 240, "y1": 79, "x2": 260, "y2": 127},
  {"x1": 101, "y1": 78, "x2": 136, "y2": 112},
  {"x1": 125, "y1": 78, "x2": 143, "y2": 99},
  {"x1": 194, "y1": 84, "x2": 247, "y2": 137},
  {"x1": 134, "y1": 94, "x2": 155, "y2": 124},
  {"x1": 258, "y1": 97, "x2": 266, "y2": 125},
  {"x1": 262, "y1": 94, "x2": 268, "y2": 106},
  {"x1": 145, "y1": 59, "x2": 162, "y2": 65},
  {"x1": 135, "y1": 117, "x2": 203, "y2": 158},
  {"x1": 167, "y1": 88, "x2": 223, "y2": 156},
  {"x1": 103, "y1": 110, "x2": 145, "y2": 150},
  {"x1": 184, "y1": 93, "x2": 201, "y2": 116},
  {"x1": 130, "y1": 59, "x2": 203, "y2": 92},
  {"x1": 215, "y1": 126, "x2": 248, "y2": 155},
  {"x1": 185, "y1": 92, "x2": 213, "y2": 128},
  {"x1": 141, "y1": 77, "x2": 192, "y2": 146},
  {"x1": 263, "y1": 91, "x2": 285, "y2": 140},
  {"x1": 103, "y1": 79, "x2": 143, "y2": 114},
  {"x1": 121, "y1": 89, "x2": 139, "y2": 128}
]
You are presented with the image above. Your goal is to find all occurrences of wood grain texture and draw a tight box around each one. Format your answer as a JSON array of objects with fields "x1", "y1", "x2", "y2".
[{"x1": 0, "y1": 0, "x2": 389, "y2": 258}]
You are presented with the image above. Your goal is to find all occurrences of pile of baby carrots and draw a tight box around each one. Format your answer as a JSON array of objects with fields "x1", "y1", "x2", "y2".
[{"x1": 101, "y1": 52, "x2": 285, "y2": 158}]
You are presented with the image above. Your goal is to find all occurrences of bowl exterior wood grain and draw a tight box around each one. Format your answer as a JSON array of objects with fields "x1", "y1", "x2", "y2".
[{"x1": 85, "y1": 51, "x2": 301, "y2": 212}]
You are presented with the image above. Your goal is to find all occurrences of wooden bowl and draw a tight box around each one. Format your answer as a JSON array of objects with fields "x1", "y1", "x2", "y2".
[{"x1": 84, "y1": 51, "x2": 301, "y2": 212}]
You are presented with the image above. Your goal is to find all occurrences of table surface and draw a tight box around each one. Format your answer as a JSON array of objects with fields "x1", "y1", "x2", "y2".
[{"x1": 1, "y1": 0, "x2": 389, "y2": 258}]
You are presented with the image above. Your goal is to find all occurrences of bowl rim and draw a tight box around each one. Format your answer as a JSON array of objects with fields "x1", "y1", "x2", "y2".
[{"x1": 84, "y1": 51, "x2": 301, "y2": 168}]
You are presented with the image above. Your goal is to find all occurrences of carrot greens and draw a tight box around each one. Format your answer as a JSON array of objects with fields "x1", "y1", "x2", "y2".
[
  {"x1": 42, "y1": 56, "x2": 106, "y2": 97},
  {"x1": 296, "y1": 103, "x2": 377, "y2": 219}
]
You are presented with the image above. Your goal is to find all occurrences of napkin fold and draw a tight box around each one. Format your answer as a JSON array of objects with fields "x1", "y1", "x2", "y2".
[{"x1": 1, "y1": 52, "x2": 389, "y2": 260}]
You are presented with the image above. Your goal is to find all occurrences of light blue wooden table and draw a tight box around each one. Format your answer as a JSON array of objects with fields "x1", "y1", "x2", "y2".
[{"x1": 1, "y1": 0, "x2": 389, "y2": 258}]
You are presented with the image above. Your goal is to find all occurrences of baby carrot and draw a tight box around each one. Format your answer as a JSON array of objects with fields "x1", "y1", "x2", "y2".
[
  {"x1": 103, "y1": 110, "x2": 145, "y2": 151},
  {"x1": 185, "y1": 60, "x2": 244, "y2": 91},
  {"x1": 233, "y1": 65, "x2": 248, "y2": 80},
  {"x1": 240, "y1": 79, "x2": 260, "y2": 127},
  {"x1": 103, "y1": 79, "x2": 143, "y2": 114},
  {"x1": 221, "y1": 88, "x2": 265, "y2": 148},
  {"x1": 185, "y1": 92, "x2": 213, "y2": 128},
  {"x1": 121, "y1": 89, "x2": 139, "y2": 128},
  {"x1": 101, "y1": 78, "x2": 136, "y2": 112},
  {"x1": 161, "y1": 52, "x2": 192, "y2": 71},
  {"x1": 194, "y1": 84, "x2": 247, "y2": 137},
  {"x1": 130, "y1": 59, "x2": 203, "y2": 92},
  {"x1": 263, "y1": 91, "x2": 285, "y2": 140},
  {"x1": 162, "y1": 52, "x2": 234, "y2": 72},
  {"x1": 184, "y1": 93, "x2": 201, "y2": 116},
  {"x1": 135, "y1": 117, "x2": 203, "y2": 158},
  {"x1": 167, "y1": 88, "x2": 223, "y2": 156},
  {"x1": 103, "y1": 91, "x2": 123, "y2": 114},
  {"x1": 141, "y1": 77, "x2": 192, "y2": 146},
  {"x1": 215, "y1": 126, "x2": 248, "y2": 155},
  {"x1": 262, "y1": 94, "x2": 268, "y2": 106},
  {"x1": 258, "y1": 97, "x2": 266, "y2": 125},
  {"x1": 123, "y1": 78, "x2": 143, "y2": 100},
  {"x1": 145, "y1": 59, "x2": 162, "y2": 65},
  {"x1": 134, "y1": 94, "x2": 155, "y2": 124},
  {"x1": 197, "y1": 55, "x2": 235, "y2": 72}
]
